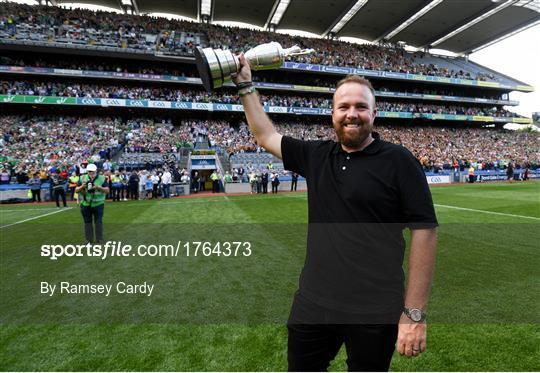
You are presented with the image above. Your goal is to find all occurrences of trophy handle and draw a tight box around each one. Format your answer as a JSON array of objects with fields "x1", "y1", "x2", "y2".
[{"x1": 282, "y1": 45, "x2": 316, "y2": 57}]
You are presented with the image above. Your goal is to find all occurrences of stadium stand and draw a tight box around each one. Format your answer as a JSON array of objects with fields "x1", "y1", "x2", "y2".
[
  {"x1": 0, "y1": 1, "x2": 538, "y2": 198},
  {"x1": 2, "y1": 115, "x2": 538, "y2": 174},
  {"x1": 0, "y1": 2, "x2": 529, "y2": 83},
  {"x1": 0, "y1": 79, "x2": 521, "y2": 117}
]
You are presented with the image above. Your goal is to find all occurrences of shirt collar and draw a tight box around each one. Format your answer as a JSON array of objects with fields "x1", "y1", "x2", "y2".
[{"x1": 332, "y1": 132, "x2": 383, "y2": 155}]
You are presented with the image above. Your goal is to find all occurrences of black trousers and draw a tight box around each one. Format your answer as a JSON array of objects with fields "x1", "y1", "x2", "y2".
[
  {"x1": 287, "y1": 292, "x2": 398, "y2": 372},
  {"x1": 31, "y1": 189, "x2": 41, "y2": 202},
  {"x1": 54, "y1": 188, "x2": 67, "y2": 207},
  {"x1": 291, "y1": 180, "x2": 297, "y2": 191},
  {"x1": 80, "y1": 204, "x2": 104, "y2": 243},
  {"x1": 129, "y1": 185, "x2": 139, "y2": 200},
  {"x1": 111, "y1": 186, "x2": 120, "y2": 202}
]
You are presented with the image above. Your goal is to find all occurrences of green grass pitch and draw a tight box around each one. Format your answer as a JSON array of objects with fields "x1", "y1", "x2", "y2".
[{"x1": 1, "y1": 181, "x2": 539, "y2": 371}]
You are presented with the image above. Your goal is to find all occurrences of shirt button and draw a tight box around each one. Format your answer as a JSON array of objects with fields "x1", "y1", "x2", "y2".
[
  {"x1": 342, "y1": 166, "x2": 346, "y2": 170},
  {"x1": 346, "y1": 156, "x2": 350, "y2": 160}
]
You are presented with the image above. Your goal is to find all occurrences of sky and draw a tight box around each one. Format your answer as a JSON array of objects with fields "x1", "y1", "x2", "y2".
[
  {"x1": 468, "y1": 24, "x2": 539, "y2": 118},
  {"x1": 5, "y1": 0, "x2": 540, "y2": 119}
]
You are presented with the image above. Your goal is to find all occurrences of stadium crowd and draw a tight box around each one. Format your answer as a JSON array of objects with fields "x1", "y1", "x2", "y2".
[
  {"x1": 0, "y1": 55, "x2": 508, "y2": 103},
  {"x1": 0, "y1": 80, "x2": 517, "y2": 117},
  {"x1": 0, "y1": 56, "x2": 506, "y2": 101},
  {"x1": 0, "y1": 115, "x2": 124, "y2": 173},
  {"x1": 206, "y1": 24, "x2": 496, "y2": 81},
  {"x1": 1, "y1": 1, "x2": 497, "y2": 81},
  {"x1": 0, "y1": 56, "x2": 194, "y2": 77},
  {"x1": 0, "y1": 1, "x2": 201, "y2": 54},
  {"x1": 1, "y1": 116, "x2": 538, "y2": 186}
]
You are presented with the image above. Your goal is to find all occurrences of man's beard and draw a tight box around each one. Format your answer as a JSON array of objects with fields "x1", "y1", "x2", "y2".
[{"x1": 334, "y1": 122, "x2": 372, "y2": 149}]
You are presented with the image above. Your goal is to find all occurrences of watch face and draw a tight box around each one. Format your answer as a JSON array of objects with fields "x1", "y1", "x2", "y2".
[{"x1": 410, "y1": 309, "x2": 422, "y2": 322}]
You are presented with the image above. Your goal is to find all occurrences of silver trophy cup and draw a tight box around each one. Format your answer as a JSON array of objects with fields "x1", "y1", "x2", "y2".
[{"x1": 195, "y1": 42, "x2": 315, "y2": 91}]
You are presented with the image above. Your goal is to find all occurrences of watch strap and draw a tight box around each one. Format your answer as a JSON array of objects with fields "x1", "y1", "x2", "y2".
[{"x1": 403, "y1": 307, "x2": 427, "y2": 322}]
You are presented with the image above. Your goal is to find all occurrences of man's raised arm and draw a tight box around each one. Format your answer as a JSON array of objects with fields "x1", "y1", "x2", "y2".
[{"x1": 233, "y1": 54, "x2": 283, "y2": 159}]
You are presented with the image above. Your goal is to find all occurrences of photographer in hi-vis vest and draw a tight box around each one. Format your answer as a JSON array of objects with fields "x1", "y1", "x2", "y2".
[{"x1": 74, "y1": 163, "x2": 109, "y2": 244}]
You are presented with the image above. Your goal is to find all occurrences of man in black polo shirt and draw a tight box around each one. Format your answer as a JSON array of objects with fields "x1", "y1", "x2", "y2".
[{"x1": 234, "y1": 54, "x2": 438, "y2": 371}]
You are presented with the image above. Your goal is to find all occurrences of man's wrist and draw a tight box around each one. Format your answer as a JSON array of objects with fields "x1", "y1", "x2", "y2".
[
  {"x1": 238, "y1": 86, "x2": 257, "y2": 97},
  {"x1": 236, "y1": 80, "x2": 253, "y2": 89},
  {"x1": 403, "y1": 307, "x2": 427, "y2": 322}
]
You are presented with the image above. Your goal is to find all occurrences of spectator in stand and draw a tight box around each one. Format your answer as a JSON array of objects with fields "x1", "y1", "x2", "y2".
[
  {"x1": 151, "y1": 171, "x2": 160, "y2": 199},
  {"x1": 120, "y1": 169, "x2": 129, "y2": 201},
  {"x1": 468, "y1": 165, "x2": 475, "y2": 183},
  {"x1": 161, "y1": 167, "x2": 172, "y2": 198},
  {"x1": 522, "y1": 166, "x2": 529, "y2": 181},
  {"x1": 15, "y1": 167, "x2": 29, "y2": 185},
  {"x1": 138, "y1": 170, "x2": 147, "y2": 199},
  {"x1": 27, "y1": 172, "x2": 42, "y2": 202},
  {"x1": 506, "y1": 161, "x2": 514, "y2": 182},
  {"x1": 102, "y1": 159, "x2": 112, "y2": 172},
  {"x1": 210, "y1": 170, "x2": 219, "y2": 193},
  {"x1": 110, "y1": 170, "x2": 122, "y2": 202},
  {"x1": 144, "y1": 173, "x2": 154, "y2": 199},
  {"x1": 223, "y1": 171, "x2": 232, "y2": 184},
  {"x1": 249, "y1": 171, "x2": 257, "y2": 194},
  {"x1": 128, "y1": 170, "x2": 139, "y2": 200},
  {"x1": 261, "y1": 170, "x2": 269, "y2": 194},
  {"x1": 0, "y1": 167, "x2": 10, "y2": 184},
  {"x1": 290, "y1": 172, "x2": 298, "y2": 191},
  {"x1": 49, "y1": 169, "x2": 67, "y2": 207},
  {"x1": 255, "y1": 171, "x2": 262, "y2": 194},
  {"x1": 271, "y1": 171, "x2": 280, "y2": 194}
]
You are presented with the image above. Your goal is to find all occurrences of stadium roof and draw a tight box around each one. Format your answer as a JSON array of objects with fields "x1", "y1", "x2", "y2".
[{"x1": 47, "y1": 0, "x2": 540, "y2": 54}]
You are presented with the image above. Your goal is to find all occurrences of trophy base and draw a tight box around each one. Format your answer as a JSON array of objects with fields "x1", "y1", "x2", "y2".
[{"x1": 194, "y1": 46, "x2": 214, "y2": 91}]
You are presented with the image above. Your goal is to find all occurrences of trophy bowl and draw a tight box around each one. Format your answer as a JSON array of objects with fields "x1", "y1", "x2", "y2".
[
  {"x1": 195, "y1": 46, "x2": 239, "y2": 92},
  {"x1": 195, "y1": 42, "x2": 315, "y2": 91}
]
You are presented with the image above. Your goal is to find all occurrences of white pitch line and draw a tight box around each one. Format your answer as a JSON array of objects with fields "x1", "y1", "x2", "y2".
[
  {"x1": 286, "y1": 196, "x2": 538, "y2": 220},
  {"x1": 434, "y1": 204, "x2": 540, "y2": 221},
  {"x1": 0, "y1": 207, "x2": 73, "y2": 229},
  {"x1": 0, "y1": 207, "x2": 62, "y2": 212}
]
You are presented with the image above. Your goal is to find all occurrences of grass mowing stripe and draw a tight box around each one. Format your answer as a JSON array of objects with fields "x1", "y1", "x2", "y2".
[
  {"x1": 0, "y1": 207, "x2": 73, "y2": 229},
  {"x1": 159, "y1": 194, "x2": 301, "y2": 205},
  {"x1": 434, "y1": 203, "x2": 540, "y2": 221}
]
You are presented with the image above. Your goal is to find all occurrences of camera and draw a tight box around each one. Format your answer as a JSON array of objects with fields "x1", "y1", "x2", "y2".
[{"x1": 85, "y1": 182, "x2": 95, "y2": 193}]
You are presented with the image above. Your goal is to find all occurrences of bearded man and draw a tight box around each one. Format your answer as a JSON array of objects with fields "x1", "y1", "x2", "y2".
[{"x1": 233, "y1": 54, "x2": 438, "y2": 371}]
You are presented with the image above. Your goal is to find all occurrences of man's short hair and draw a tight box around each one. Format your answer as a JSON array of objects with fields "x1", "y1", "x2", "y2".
[{"x1": 334, "y1": 75, "x2": 376, "y2": 109}]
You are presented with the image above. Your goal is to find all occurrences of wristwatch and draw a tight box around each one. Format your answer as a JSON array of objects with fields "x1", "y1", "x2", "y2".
[{"x1": 403, "y1": 307, "x2": 426, "y2": 322}]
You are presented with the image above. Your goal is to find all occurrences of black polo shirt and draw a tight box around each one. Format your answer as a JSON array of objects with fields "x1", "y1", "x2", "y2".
[{"x1": 282, "y1": 132, "x2": 438, "y2": 321}]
